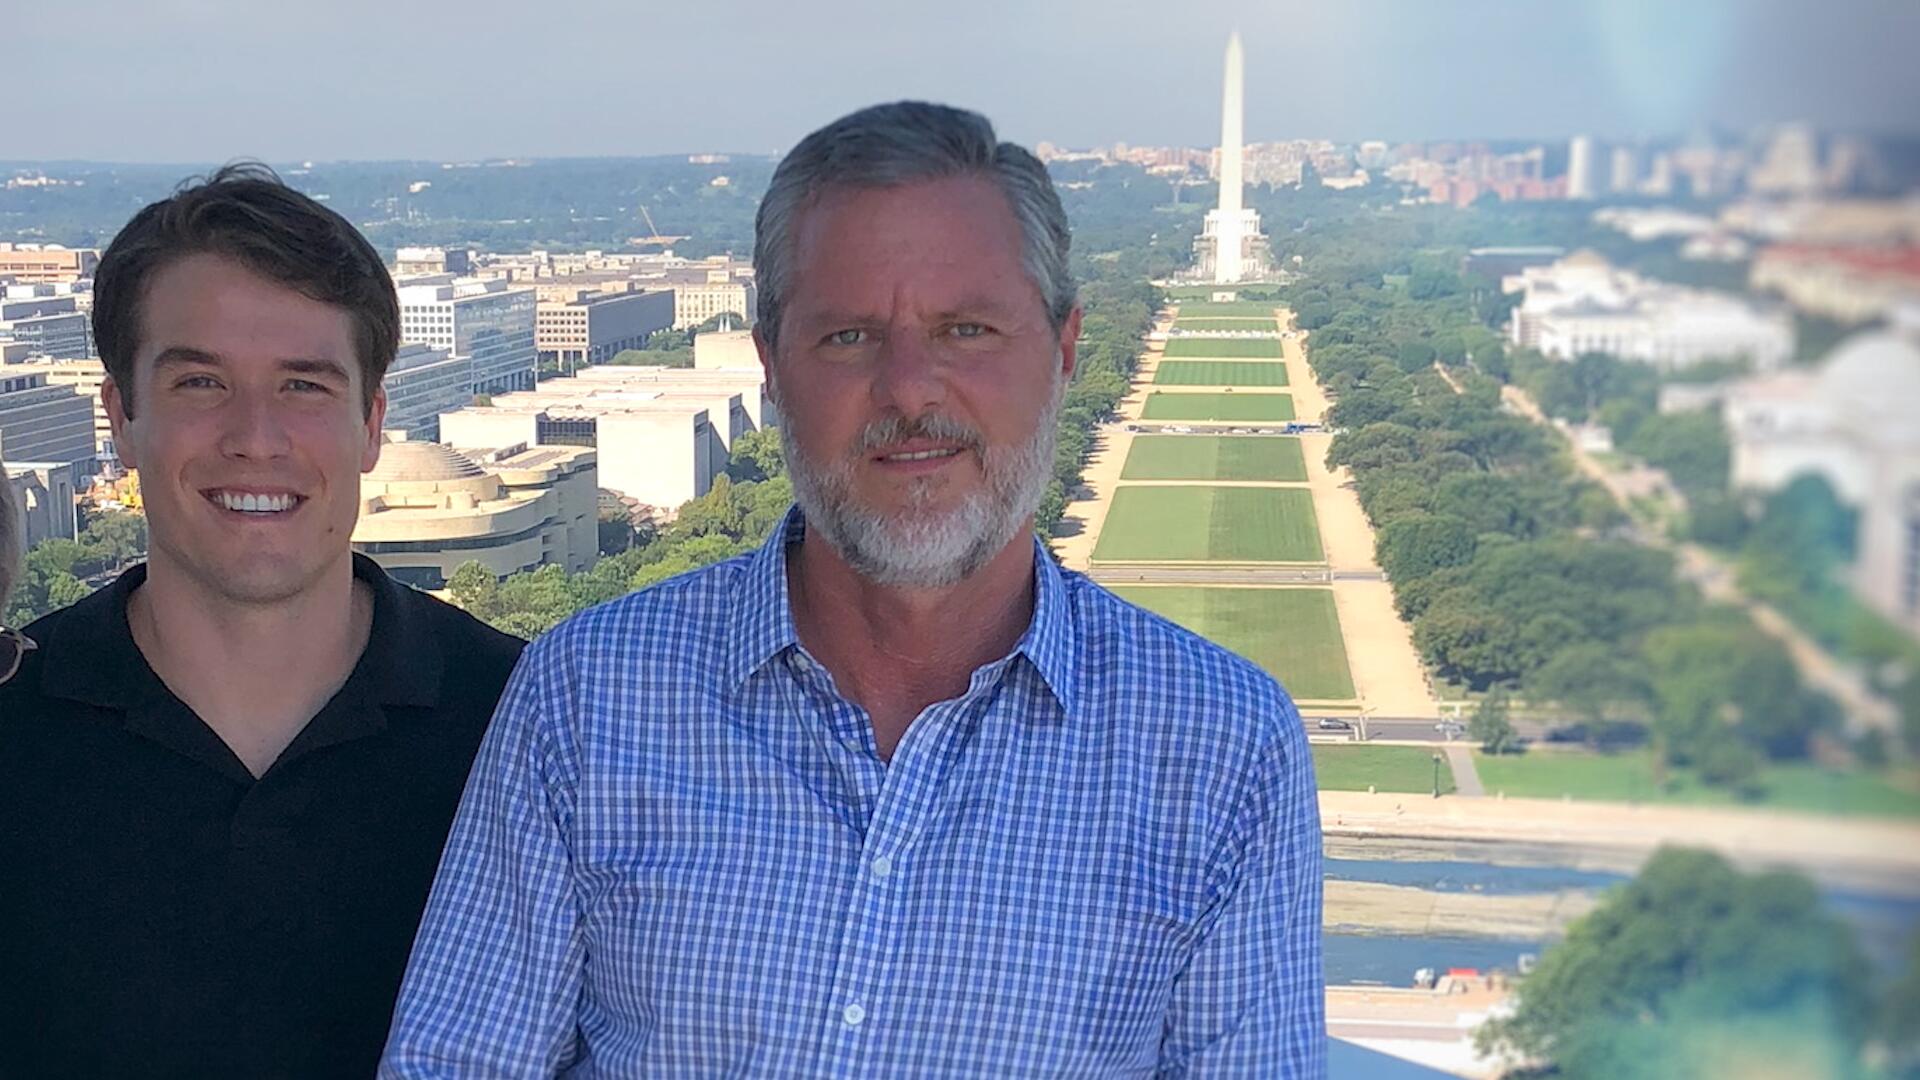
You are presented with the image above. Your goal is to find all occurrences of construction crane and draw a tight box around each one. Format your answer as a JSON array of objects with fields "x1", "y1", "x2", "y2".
[{"x1": 628, "y1": 204, "x2": 689, "y2": 248}]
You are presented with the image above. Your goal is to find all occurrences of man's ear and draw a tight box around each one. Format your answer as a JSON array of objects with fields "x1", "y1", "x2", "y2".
[
  {"x1": 1058, "y1": 306, "x2": 1084, "y2": 383},
  {"x1": 361, "y1": 385, "x2": 389, "y2": 473},
  {"x1": 753, "y1": 326, "x2": 777, "y2": 408},
  {"x1": 102, "y1": 375, "x2": 139, "y2": 471}
]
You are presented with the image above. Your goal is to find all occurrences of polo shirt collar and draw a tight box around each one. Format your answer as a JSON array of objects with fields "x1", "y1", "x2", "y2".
[
  {"x1": 724, "y1": 506, "x2": 1082, "y2": 718},
  {"x1": 35, "y1": 552, "x2": 444, "y2": 715}
]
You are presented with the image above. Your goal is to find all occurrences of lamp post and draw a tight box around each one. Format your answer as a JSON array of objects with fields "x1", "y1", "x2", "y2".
[{"x1": 1432, "y1": 753, "x2": 1443, "y2": 799}]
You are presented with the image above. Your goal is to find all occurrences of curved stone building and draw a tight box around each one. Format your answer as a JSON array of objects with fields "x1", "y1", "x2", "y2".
[{"x1": 352, "y1": 438, "x2": 597, "y2": 591}]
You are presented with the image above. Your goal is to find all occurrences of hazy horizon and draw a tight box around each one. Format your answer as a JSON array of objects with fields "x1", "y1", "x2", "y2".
[{"x1": 9, "y1": 0, "x2": 1920, "y2": 163}]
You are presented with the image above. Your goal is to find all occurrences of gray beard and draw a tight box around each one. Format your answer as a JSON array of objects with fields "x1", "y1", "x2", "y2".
[{"x1": 778, "y1": 378, "x2": 1063, "y2": 588}]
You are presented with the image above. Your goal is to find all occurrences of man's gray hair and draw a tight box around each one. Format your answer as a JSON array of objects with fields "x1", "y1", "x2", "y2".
[
  {"x1": 0, "y1": 453, "x2": 17, "y2": 612},
  {"x1": 753, "y1": 101, "x2": 1076, "y2": 349}
]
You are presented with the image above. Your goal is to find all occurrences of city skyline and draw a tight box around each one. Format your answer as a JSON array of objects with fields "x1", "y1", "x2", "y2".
[{"x1": 7, "y1": 0, "x2": 1919, "y2": 162}]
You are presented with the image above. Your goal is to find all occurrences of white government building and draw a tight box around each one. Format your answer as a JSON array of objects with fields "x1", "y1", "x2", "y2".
[
  {"x1": 1717, "y1": 310, "x2": 1920, "y2": 636},
  {"x1": 434, "y1": 335, "x2": 773, "y2": 516},
  {"x1": 1506, "y1": 251, "x2": 1794, "y2": 371}
]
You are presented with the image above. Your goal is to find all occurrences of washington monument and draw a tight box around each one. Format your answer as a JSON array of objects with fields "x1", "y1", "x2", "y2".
[{"x1": 1195, "y1": 30, "x2": 1271, "y2": 283}]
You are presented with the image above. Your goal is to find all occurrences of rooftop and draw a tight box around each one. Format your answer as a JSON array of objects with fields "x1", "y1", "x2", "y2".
[{"x1": 367, "y1": 441, "x2": 486, "y2": 483}]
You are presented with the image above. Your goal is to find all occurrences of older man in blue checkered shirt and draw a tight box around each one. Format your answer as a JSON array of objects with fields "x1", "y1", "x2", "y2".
[{"x1": 382, "y1": 101, "x2": 1324, "y2": 1078}]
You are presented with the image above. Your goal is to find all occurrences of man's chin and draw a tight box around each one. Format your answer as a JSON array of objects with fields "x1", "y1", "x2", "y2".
[{"x1": 183, "y1": 554, "x2": 332, "y2": 608}]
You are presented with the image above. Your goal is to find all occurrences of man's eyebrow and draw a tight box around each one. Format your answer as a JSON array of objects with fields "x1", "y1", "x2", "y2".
[
  {"x1": 934, "y1": 297, "x2": 1024, "y2": 321},
  {"x1": 152, "y1": 346, "x2": 224, "y2": 368},
  {"x1": 794, "y1": 308, "x2": 881, "y2": 329},
  {"x1": 151, "y1": 349, "x2": 352, "y2": 382},
  {"x1": 280, "y1": 357, "x2": 353, "y2": 381}
]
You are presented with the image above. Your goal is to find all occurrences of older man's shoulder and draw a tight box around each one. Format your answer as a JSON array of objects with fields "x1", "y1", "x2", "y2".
[
  {"x1": 540, "y1": 551, "x2": 756, "y2": 659},
  {"x1": 1062, "y1": 570, "x2": 1298, "y2": 741}
]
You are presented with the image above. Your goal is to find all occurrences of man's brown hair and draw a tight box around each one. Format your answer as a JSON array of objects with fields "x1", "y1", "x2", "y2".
[{"x1": 92, "y1": 162, "x2": 399, "y2": 417}]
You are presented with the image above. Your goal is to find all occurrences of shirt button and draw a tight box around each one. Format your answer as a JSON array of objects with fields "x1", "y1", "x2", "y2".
[
  {"x1": 843, "y1": 1002, "x2": 867, "y2": 1027},
  {"x1": 789, "y1": 653, "x2": 813, "y2": 675},
  {"x1": 869, "y1": 856, "x2": 893, "y2": 880}
]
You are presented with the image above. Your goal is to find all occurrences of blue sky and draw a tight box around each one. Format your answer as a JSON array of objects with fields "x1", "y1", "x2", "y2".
[{"x1": 12, "y1": 0, "x2": 1917, "y2": 161}]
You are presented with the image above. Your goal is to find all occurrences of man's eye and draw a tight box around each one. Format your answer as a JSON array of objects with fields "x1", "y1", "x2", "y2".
[
  {"x1": 951, "y1": 323, "x2": 989, "y2": 339},
  {"x1": 176, "y1": 375, "x2": 223, "y2": 390},
  {"x1": 286, "y1": 379, "x2": 329, "y2": 394},
  {"x1": 828, "y1": 329, "x2": 868, "y2": 346}
]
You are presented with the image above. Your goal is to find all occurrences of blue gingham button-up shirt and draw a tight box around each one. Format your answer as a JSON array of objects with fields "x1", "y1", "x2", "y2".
[{"x1": 382, "y1": 510, "x2": 1324, "y2": 1077}]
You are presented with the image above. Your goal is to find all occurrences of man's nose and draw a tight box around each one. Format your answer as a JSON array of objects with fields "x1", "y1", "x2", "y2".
[
  {"x1": 870, "y1": 330, "x2": 947, "y2": 417},
  {"x1": 218, "y1": 389, "x2": 295, "y2": 460}
]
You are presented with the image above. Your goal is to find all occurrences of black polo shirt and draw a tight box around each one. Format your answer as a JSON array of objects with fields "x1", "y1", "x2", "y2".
[{"x1": 0, "y1": 554, "x2": 525, "y2": 1079}]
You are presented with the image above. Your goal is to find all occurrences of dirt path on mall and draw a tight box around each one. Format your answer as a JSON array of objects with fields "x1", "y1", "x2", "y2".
[
  {"x1": 1285, "y1": 317, "x2": 1441, "y2": 719},
  {"x1": 1051, "y1": 314, "x2": 1167, "y2": 571}
]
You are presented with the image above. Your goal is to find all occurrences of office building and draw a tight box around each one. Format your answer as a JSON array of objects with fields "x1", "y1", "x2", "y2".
[
  {"x1": 0, "y1": 290, "x2": 91, "y2": 359},
  {"x1": 668, "y1": 279, "x2": 756, "y2": 330},
  {"x1": 352, "y1": 438, "x2": 598, "y2": 590},
  {"x1": 1750, "y1": 245, "x2": 1920, "y2": 324},
  {"x1": 1609, "y1": 146, "x2": 1638, "y2": 194},
  {"x1": 0, "y1": 244, "x2": 98, "y2": 284},
  {"x1": 381, "y1": 343, "x2": 474, "y2": 441},
  {"x1": 393, "y1": 246, "x2": 471, "y2": 278},
  {"x1": 396, "y1": 277, "x2": 538, "y2": 394},
  {"x1": 1749, "y1": 124, "x2": 1822, "y2": 196},
  {"x1": 693, "y1": 329, "x2": 761, "y2": 370},
  {"x1": 536, "y1": 288, "x2": 674, "y2": 369},
  {"x1": 1566, "y1": 135, "x2": 1596, "y2": 200},
  {"x1": 0, "y1": 369, "x2": 94, "y2": 467},
  {"x1": 437, "y1": 365, "x2": 771, "y2": 513},
  {"x1": 31, "y1": 358, "x2": 115, "y2": 465}
]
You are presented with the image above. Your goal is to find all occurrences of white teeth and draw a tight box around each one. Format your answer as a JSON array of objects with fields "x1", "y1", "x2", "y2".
[
  {"x1": 217, "y1": 491, "x2": 295, "y2": 513},
  {"x1": 886, "y1": 448, "x2": 959, "y2": 462}
]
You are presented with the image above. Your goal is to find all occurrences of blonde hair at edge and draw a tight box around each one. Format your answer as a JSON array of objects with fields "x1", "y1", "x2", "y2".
[{"x1": 0, "y1": 452, "x2": 18, "y2": 612}]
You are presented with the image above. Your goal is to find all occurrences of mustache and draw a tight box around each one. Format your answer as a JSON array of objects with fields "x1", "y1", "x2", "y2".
[{"x1": 853, "y1": 412, "x2": 986, "y2": 457}]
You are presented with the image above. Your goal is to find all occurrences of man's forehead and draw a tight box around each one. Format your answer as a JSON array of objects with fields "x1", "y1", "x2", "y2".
[
  {"x1": 785, "y1": 179, "x2": 1037, "y2": 315},
  {"x1": 137, "y1": 256, "x2": 358, "y2": 362}
]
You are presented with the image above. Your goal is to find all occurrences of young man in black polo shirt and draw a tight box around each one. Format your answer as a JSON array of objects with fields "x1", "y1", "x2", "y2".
[{"x1": 0, "y1": 165, "x2": 525, "y2": 1078}]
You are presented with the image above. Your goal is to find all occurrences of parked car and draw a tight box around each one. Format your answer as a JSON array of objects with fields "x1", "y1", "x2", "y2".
[{"x1": 1316, "y1": 718, "x2": 1353, "y2": 731}]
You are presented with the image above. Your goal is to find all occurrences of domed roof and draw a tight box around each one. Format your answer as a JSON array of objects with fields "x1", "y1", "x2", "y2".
[
  {"x1": 1818, "y1": 329, "x2": 1920, "y2": 416},
  {"x1": 366, "y1": 441, "x2": 486, "y2": 483}
]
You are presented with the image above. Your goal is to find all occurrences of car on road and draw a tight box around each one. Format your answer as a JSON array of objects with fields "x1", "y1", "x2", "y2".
[{"x1": 1316, "y1": 718, "x2": 1353, "y2": 731}]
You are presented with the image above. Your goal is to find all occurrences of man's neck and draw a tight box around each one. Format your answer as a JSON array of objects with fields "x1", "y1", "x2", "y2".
[
  {"x1": 788, "y1": 529, "x2": 1037, "y2": 762},
  {"x1": 128, "y1": 553, "x2": 373, "y2": 779}
]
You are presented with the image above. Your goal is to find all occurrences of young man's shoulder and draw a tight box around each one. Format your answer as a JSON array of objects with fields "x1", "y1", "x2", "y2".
[{"x1": 400, "y1": 583, "x2": 527, "y2": 670}]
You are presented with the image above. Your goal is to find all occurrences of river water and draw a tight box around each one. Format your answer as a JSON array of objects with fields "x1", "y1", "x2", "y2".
[{"x1": 1323, "y1": 855, "x2": 1920, "y2": 986}]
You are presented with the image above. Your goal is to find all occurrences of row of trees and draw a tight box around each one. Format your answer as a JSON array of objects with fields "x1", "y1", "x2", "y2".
[
  {"x1": 1509, "y1": 345, "x2": 1920, "y2": 755},
  {"x1": 5, "y1": 509, "x2": 147, "y2": 629},
  {"x1": 448, "y1": 455, "x2": 794, "y2": 640},
  {"x1": 1285, "y1": 246, "x2": 1839, "y2": 785}
]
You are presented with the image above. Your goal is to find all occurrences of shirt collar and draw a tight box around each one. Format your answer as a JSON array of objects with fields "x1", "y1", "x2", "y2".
[
  {"x1": 724, "y1": 505, "x2": 1081, "y2": 719},
  {"x1": 34, "y1": 552, "x2": 444, "y2": 712}
]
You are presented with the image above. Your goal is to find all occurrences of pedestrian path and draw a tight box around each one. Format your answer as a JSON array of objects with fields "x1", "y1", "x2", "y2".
[{"x1": 1445, "y1": 744, "x2": 1485, "y2": 797}]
